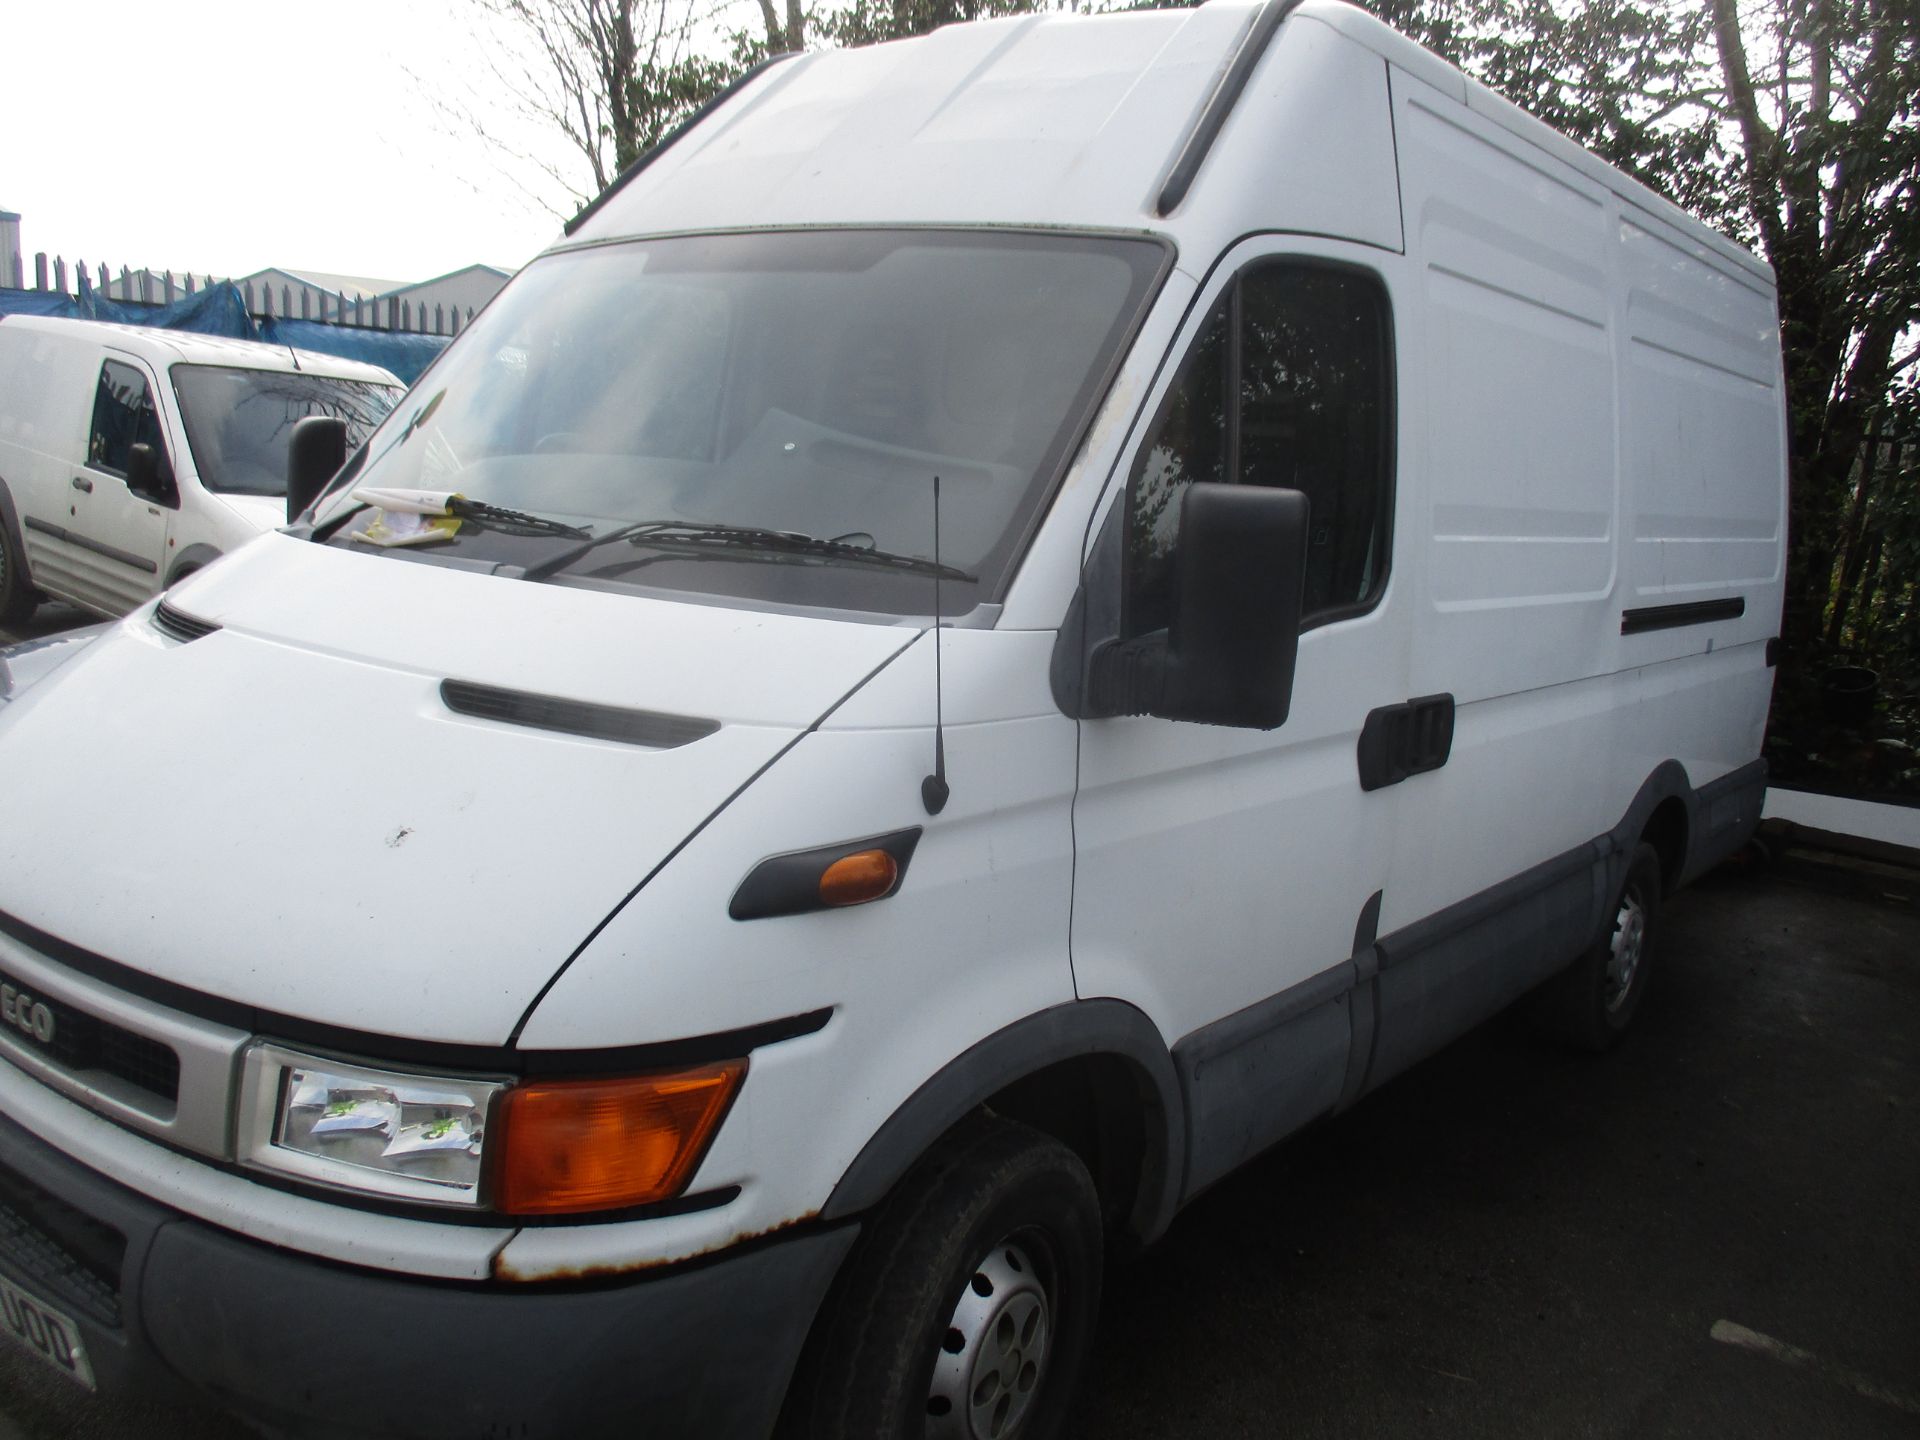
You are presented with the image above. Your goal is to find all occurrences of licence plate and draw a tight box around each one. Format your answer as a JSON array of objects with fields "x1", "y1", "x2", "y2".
[{"x1": 0, "y1": 1272, "x2": 94, "y2": 1389}]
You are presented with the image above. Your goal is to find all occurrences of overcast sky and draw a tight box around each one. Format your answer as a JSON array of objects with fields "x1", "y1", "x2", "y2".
[{"x1": 0, "y1": 0, "x2": 591, "y2": 286}]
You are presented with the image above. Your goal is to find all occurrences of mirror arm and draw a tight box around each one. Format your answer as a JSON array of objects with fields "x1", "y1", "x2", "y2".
[{"x1": 1085, "y1": 634, "x2": 1169, "y2": 717}]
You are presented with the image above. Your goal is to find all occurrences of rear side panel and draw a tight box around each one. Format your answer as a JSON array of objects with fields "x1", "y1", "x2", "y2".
[
  {"x1": 0, "y1": 326, "x2": 96, "y2": 601},
  {"x1": 1384, "y1": 63, "x2": 1782, "y2": 943}
]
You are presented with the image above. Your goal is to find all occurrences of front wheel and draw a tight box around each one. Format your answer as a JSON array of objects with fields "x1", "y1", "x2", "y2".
[{"x1": 793, "y1": 1116, "x2": 1103, "y2": 1440}]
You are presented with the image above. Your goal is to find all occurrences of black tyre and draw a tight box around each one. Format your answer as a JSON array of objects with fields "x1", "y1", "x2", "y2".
[
  {"x1": 794, "y1": 1115, "x2": 1103, "y2": 1440},
  {"x1": 1542, "y1": 841, "x2": 1662, "y2": 1051},
  {"x1": 0, "y1": 511, "x2": 38, "y2": 626}
]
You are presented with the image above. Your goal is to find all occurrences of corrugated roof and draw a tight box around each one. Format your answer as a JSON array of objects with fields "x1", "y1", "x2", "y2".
[
  {"x1": 384, "y1": 263, "x2": 514, "y2": 296},
  {"x1": 242, "y1": 267, "x2": 409, "y2": 300}
]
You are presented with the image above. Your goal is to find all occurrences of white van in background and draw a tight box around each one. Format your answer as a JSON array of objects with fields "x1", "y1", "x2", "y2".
[
  {"x1": 0, "y1": 2, "x2": 1783, "y2": 1437},
  {"x1": 0, "y1": 316, "x2": 401, "y2": 621}
]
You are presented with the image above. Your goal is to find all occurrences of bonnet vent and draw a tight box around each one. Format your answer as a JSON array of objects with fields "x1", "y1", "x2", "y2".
[
  {"x1": 152, "y1": 602, "x2": 221, "y2": 644},
  {"x1": 440, "y1": 680, "x2": 719, "y2": 750}
]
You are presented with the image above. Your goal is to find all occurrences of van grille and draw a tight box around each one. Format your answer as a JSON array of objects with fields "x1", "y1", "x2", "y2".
[
  {"x1": 0, "y1": 1163, "x2": 124, "y2": 1328},
  {"x1": 0, "y1": 965, "x2": 180, "y2": 1107},
  {"x1": 152, "y1": 602, "x2": 220, "y2": 644}
]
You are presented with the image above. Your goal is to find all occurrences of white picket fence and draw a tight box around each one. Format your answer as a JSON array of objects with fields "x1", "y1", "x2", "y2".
[{"x1": 5, "y1": 251, "x2": 472, "y2": 337}]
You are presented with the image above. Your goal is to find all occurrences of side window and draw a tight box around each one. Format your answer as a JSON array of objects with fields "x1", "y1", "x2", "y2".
[
  {"x1": 88, "y1": 361, "x2": 164, "y2": 477},
  {"x1": 1124, "y1": 262, "x2": 1393, "y2": 637}
]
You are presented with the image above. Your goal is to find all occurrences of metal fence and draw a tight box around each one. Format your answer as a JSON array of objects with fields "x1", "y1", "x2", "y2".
[{"x1": 5, "y1": 251, "x2": 473, "y2": 337}]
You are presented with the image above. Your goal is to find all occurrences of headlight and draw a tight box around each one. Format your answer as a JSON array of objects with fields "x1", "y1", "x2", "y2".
[
  {"x1": 238, "y1": 1043, "x2": 746, "y2": 1214},
  {"x1": 238, "y1": 1044, "x2": 507, "y2": 1207}
]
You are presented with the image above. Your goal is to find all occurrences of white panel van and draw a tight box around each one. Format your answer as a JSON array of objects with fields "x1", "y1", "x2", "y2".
[
  {"x1": 0, "y1": 317, "x2": 401, "y2": 621},
  {"x1": 0, "y1": 3, "x2": 1783, "y2": 1437}
]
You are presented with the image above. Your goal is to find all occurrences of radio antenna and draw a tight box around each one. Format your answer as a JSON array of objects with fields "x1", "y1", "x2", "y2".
[{"x1": 921, "y1": 474, "x2": 950, "y2": 816}]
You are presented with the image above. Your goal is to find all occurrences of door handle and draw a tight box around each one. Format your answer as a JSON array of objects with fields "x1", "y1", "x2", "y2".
[
  {"x1": 71, "y1": 476, "x2": 94, "y2": 494},
  {"x1": 1357, "y1": 693, "x2": 1455, "y2": 791}
]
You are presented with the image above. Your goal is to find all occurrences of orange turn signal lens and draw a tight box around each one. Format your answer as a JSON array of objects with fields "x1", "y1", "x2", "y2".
[
  {"x1": 493, "y1": 1062, "x2": 744, "y2": 1216},
  {"x1": 818, "y1": 849, "x2": 900, "y2": 908}
]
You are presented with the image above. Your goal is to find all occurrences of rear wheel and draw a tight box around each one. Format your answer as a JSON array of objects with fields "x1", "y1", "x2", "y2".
[
  {"x1": 1541, "y1": 841, "x2": 1662, "y2": 1051},
  {"x1": 794, "y1": 1116, "x2": 1103, "y2": 1440},
  {"x1": 0, "y1": 513, "x2": 39, "y2": 625}
]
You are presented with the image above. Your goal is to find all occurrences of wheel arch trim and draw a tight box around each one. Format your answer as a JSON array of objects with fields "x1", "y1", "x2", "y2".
[{"x1": 821, "y1": 999, "x2": 1184, "y2": 1244}]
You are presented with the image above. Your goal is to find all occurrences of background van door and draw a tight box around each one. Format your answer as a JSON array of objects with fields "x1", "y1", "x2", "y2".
[
  {"x1": 68, "y1": 357, "x2": 174, "y2": 613},
  {"x1": 1070, "y1": 238, "x2": 1415, "y2": 1199}
]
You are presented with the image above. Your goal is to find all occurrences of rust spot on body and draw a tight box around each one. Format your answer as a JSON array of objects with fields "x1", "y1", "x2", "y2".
[{"x1": 490, "y1": 1210, "x2": 821, "y2": 1284}]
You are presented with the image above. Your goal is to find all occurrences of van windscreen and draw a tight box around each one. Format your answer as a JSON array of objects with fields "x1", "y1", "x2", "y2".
[
  {"x1": 172, "y1": 366, "x2": 401, "y2": 496},
  {"x1": 310, "y1": 230, "x2": 1165, "y2": 617}
]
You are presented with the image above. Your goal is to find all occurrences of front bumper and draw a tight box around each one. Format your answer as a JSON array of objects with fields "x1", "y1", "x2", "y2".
[{"x1": 0, "y1": 1109, "x2": 855, "y2": 1440}]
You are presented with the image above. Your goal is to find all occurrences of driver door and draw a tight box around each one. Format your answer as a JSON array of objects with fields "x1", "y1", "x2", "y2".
[{"x1": 1069, "y1": 238, "x2": 1415, "y2": 1198}]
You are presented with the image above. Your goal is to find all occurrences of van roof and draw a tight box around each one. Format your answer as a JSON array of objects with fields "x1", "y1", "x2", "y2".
[
  {"x1": 569, "y1": 0, "x2": 1769, "y2": 288},
  {"x1": 0, "y1": 314, "x2": 403, "y2": 387}
]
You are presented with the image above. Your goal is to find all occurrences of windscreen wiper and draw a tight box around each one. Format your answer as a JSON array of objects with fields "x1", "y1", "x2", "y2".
[
  {"x1": 328, "y1": 487, "x2": 589, "y2": 544},
  {"x1": 520, "y1": 520, "x2": 976, "y2": 585},
  {"x1": 444, "y1": 498, "x2": 588, "y2": 539}
]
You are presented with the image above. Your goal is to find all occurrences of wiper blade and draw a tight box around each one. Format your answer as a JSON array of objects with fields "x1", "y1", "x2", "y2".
[
  {"x1": 329, "y1": 487, "x2": 589, "y2": 545},
  {"x1": 446, "y1": 497, "x2": 589, "y2": 540},
  {"x1": 521, "y1": 520, "x2": 976, "y2": 585}
]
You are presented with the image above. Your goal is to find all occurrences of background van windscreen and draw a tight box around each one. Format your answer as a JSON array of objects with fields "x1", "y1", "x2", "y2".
[{"x1": 172, "y1": 366, "x2": 401, "y2": 495}]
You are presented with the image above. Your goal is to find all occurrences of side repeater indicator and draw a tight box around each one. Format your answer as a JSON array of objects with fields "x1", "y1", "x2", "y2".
[
  {"x1": 820, "y1": 850, "x2": 900, "y2": 907},
  {"x1": 729, "y1": 828, "x2": 922, "y2": 921}
]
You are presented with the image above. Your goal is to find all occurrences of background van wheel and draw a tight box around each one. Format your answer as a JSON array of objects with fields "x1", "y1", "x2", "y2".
[
  {"x1": 794, "y1": 1115, "x2": 1102, "y2": 1440},
  {"x1": 0, "y1": 516, "x2": 39, "y2": 625},
  {"x1": 1541, "y1": 841, "x2": 1663, "y2": 1051}
]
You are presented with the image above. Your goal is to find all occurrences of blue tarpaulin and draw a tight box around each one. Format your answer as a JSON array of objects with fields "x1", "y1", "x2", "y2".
[{"x1": 0, "y1": 282, "x2": 447, "y2": 384}]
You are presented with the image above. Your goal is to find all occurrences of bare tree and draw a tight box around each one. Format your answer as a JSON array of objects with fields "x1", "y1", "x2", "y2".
[
  {"x1": 753, "y1": 0, "x2": 806, "y2": 50},
  {"x1": 433, "y1": 0, "x2": 739, "y2": 218}
]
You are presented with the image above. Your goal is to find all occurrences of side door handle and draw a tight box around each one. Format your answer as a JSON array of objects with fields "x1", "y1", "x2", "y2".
[
  {"x1": 71, "y1": 476, "x2": 94, "y2": 494},
  {"x1": 1357, "y1": 693, "x2": 1455, "y2": 791}
]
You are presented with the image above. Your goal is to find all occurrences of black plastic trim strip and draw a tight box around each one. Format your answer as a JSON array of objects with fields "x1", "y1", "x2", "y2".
[
  {"x1": 729, "y1": 828, "x2": 922, "y2": 920},
  {"x1": 1620, "y1": 597, "x2": 1745, "y2": 635},
  {"x1": 1172, "y1": 957, "x2": 1354, "y2": 1200},
  {"x1": 0, "y1": 906, "x2": 828, "y2": 1078},
  {"x1": 1174, "y1": 960, "x2": 1354, "y2": 1072},
  {"x1": 21, "y1": 516, "x2": 157, "y2": 574},
  {"x1": 151, "y1": 601, "x2": 220, "y2": 644},
  {"x1": 1154, "y1": 0, "x2": 1308, "y2": 216},
  {"x1": 562, "y1": 52, "x2": 799, "y2": 237},
  {"x1": 441, "y1": 679, "x2": 719, "y2": 750},
  {"x1": 1374, "y1": 840, "x2": 1602, "y2": 972}
]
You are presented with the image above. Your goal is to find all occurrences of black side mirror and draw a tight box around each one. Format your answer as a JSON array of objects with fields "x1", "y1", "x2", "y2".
[
  {"x1": 1085, "y1": 483, "x2": 1309, "y2": 729},
  {"x1": 126, "y1": 443, "x2": 175, "y2": 506},
  {"x1": 287, "y1": 415, "x2": 349, "y2": 523}
]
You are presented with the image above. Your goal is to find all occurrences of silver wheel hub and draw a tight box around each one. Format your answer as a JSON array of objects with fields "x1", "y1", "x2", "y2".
[
  {"x1": 1604, "y1": 891, "x2": 1647, "y2": 1013},
  {"x1": 927, "y1": 1239, "x2": 1050, "y2": 1440}
]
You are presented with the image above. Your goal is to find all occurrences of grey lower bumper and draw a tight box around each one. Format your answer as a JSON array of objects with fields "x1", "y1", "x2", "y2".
[{"x1": 0, "y1": 1110, "x2": 855, "y2": 1440}]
